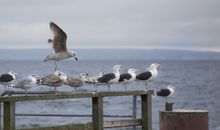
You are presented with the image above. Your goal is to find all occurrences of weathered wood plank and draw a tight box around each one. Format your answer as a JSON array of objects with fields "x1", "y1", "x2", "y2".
[
  {"x1": 92, "y1": 97, "x2": 103, "y2": 130},
  {"x1": 17, "y1": 119, "x2": 142, "y2": 130},
  {"x1": 141, "y1": 92, "x2": 152, "y2": 130},
  {"x1": 4, "y1": 101, "x2": 15, "y2": 130},
  {"x1": 104, "y1": 119, "x2": 142, "y2": 128},
  {"x1": 0, "y1": 90, "x2": 148, "y2": 102},
  {"x1": 17, "y1": 123, "x2": 94, "y2": 130}
]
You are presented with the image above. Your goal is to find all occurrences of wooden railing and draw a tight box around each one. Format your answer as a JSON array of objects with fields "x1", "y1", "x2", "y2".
[{"x1": 0, "y1": 90, "x2": 153, "y2": 130}]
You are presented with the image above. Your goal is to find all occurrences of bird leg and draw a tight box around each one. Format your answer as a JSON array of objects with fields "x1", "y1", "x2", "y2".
[
  {"x1": 4, "y1": 85, "x2": 7, "y2": 91},
  {"x1": 93, "y1": 84, "x2": 97, "y2": 92},
  {"x1": 165, "y1": 97, "x2": 168, "y2": 103},
  {"x1": 25, "y1": 89, "x2": 28, "y2": 96},
  {"x1": 145, "y1": 82, "x2": 149, "y2": 91},
  {"x1": 108, "y1": 84, "x2": 111, "y2": 91},
  {"x1": 72, "y1": 87, "x2": 77, "y2": 94},
  {"x1": 54, "y1": 61, "x2": 58, "y2": 71},
  {"x1": 124, "y1": 84, "x2": 127, "y2": 91}
]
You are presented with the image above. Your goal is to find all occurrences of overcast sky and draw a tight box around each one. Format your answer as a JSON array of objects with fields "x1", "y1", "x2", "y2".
[{"x1": 0, "y1": 0, "x2": 220, "y2": 51}]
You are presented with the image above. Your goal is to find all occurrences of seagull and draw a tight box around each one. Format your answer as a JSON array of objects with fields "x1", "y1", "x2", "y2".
[
  {"x1": 119, "y1": 68, "x2": 138, "y2": 90},
  {"x1": 136, "y1": 63, "x2": 160, "y2": 90},
  {"x1": 65, "y1": 73, "x2": 88, "y2": 92},
  {"x1": 156, "y1": 85, "x2": 175, "y2": 103},
  {"x1": 0, "y1": 71, "x2": 18, "y2": 91},
  {"x1": 97, "y1": 65, "x2": 121, "y2": 91},
  {"x1": 44, "y1": 22, "x2": 78, "y2": 71},
  {"x1": 85, "y1": 72, "x2": 105, "y2": 91},
  {"x1": 13, "y1": 74, "x2": 39, "y2": 95},
  {"x1": 38, "y1": 71, "x2": 67, "y2": 92},
  {"x1": 86, "y1": 72, "x2": 105, "y2": 84}
]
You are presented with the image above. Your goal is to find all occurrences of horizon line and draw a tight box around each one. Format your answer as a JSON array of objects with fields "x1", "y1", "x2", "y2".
[{"x1": 0, "y1": 47, "x2": 220, "y2": 53}]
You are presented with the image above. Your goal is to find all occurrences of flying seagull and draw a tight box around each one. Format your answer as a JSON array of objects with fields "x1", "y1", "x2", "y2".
[
  {"x1": 44, "y1": 22, "x2": 78, "y2": 71},
  {"x1": 65, "y1": 73, "x2": 88, "y2": 93},
  {"x1": 156, "y1": 85, "x2": 175, "y2": 103},
  {"x1": 38, "y1": 71, "x2": 67, "y2": 92},
  {"x1": 13, "y1": 74, "x2": 39, "y2": 95},
  {"x1": 136, "y1": 63, "x2": 160, "y2": 90},
  {"x1": 0, "y1": 71, "x2": 18, "y2": 91},
  {"x1": 97, "y1": 65, "x2": 121, "y2": 91},
  {"x1": 119, "y1": 68, "x2": 138, "y2": 90}
]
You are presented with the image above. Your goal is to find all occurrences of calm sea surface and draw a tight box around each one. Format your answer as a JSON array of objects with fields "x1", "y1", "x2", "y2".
[{"x1": 0, "y1": 60, "x2": 220, "y2": 130}]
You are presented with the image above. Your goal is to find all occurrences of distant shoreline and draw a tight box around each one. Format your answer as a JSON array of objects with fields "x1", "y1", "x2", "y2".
[{"x1": 0, "y1": 49, "x2": 220, "y2": 60}]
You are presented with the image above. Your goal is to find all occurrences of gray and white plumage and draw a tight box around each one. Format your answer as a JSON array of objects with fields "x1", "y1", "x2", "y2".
[
  {"x1": 119, "y1": 68, "x2": 138, "y2": 90},
  {"x1": 39, "y1": 71, "x2": 67, "y2": 91},
  {"x1": 156, "y1": 85, "x2": 175, "y2": 103},
  {"x1": 136, "y1": 63, "x2": 160, "y2": 90},
  {"x1": 44, "y1": 22, "x2": 78, "y2": 71},
  {"x1": 65, "y1": 73, "x2": 88, "y2": 92},
  {"x1": 97, "y1": 65, "x2": 121, "y2": 84},
  {"x1": 0, "y1": 71, "x2": 18, "y2": 90},
  {"x1": 97, "y1": 65, "x2": 121, "y2": 91},
  {"x1": 13, "y1": 74, "x2": 39, "y2": 94},
  {"x1": 86, "y1": 72, "x2": 104, "y2": 84}
]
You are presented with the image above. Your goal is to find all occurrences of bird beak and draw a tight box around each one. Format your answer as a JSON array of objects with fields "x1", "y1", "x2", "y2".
[
  {"x1": 135, "y1": 69, "x2": 139, "y2": 72},
  {"x1": 156, "y1": 64, "x2": 160, "y2": 68},
  {"x1": 75, "y1": 57, "x2": 78, "y2": 61}
]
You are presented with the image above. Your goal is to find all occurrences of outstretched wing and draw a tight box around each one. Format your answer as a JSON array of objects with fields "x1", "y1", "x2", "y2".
[{"x1": 50, "y1": 22, "x2": 67, "y2": 53}]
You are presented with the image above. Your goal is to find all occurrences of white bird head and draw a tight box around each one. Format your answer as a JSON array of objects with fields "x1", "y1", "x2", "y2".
[
  {"x1": 54, "y1": 71, "x2": 67, "y2": 81},
  {"x1": 148, "y1": 63, "x2": 160, "y2": 70},
  {"x1": 79, "y1": 73, "x2": 88, "y2": 79},
  {"x1": 128, "y1": 68, "x2": 138, "y2": 74},
  {"x1": 113, "y1": 65, "x2": 121, "y2": 73},
  {"x1": 98, "y1": 72, "x2": 105, "y2": 76},
  {"x1": 167, "y1": 85, "x2": 175, "y2": 90},
  {"x1": 8, "y1": 71, "x2": 18, "y2": 75},
  {"x1": 68, "y1": 50, "x2": 78, "y2": 61}
]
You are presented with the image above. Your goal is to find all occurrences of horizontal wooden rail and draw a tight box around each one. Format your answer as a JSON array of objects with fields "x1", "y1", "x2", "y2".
[
  {"x1": 17, "y1": 122, "x2": 94, "y2": 130},
  {"x1": 17, "y1": 119, "x2": 142, "y2": 130},
  {"x1": 15, "y1": 113, "x2": 132, "y2": 118},
  {"x1": 0, "y1": 90, "x2": 152, "y2": 102}
]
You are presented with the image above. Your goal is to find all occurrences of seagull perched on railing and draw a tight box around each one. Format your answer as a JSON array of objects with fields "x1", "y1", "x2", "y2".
[
  {"x1": 44, "y1": 22, "x2": 78, "y2": 71},
  {"x1": 156, "y1": 85, "x2": 175, "y2": 103},
  {"x1": 86, "y1": 72, "x2": 105, "y2": 84},
  {"x1": 136, "y1": 63, "x2": 160, "y2": 90},
  {"x1": 13, "y1": 74, "x2": 39, "y2": 95},
  {"x1": 97, "y1": 65, "x2": 121, "y2": 91},
  {"x1": 0, "y1": 71, "x2": 18, "y2": 91},
  {"x1": 38, "y1": 71, "x2": 67, "y2": 92},
  {"x1": 119, "y1": 68, "x2": 138, "y2": 90},
  {"x1": 65, "y1": 73, "x2": 88, "y2": 93}
]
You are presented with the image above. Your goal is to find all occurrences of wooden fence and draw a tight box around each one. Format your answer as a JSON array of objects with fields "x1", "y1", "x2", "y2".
[{"x1": 0, "y1": 90, "x2": 153, "y2": 130}]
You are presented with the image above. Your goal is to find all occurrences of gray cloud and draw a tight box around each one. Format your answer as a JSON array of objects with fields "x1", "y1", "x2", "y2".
[{"x1": 0, "y1": 0, "x2": 220, "y2": 51}]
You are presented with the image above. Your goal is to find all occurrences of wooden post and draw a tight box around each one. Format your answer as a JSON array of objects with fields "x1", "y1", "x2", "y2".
[
  {"x1": 141, "y1": 92, "x2": 152, "y2": 130},
  {"x1": 0, "y1": 103, "x2": 2, "y2": 130},
  {"x1": 3, "y1": 102, "x2": 15, "y2": 130},
  {"x1": 92, "y1": 97, "x2": 103, "y2": 130},
  {"x1": 132, "y1": 95, "x2": 137, "y2": 130},
  {"x1": 160, "y1": 110, "x2": 208, "y2": 130}
]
